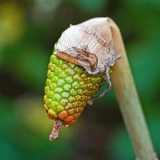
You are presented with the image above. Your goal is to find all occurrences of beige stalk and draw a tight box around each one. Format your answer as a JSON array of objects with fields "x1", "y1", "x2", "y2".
[{"x1": 108, "y1": 18, "x2": 155, "y2": 160}]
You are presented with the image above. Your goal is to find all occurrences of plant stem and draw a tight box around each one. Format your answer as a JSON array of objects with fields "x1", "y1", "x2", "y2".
[
  {"x1": 108, "y1": 18, "x2": 155, "y2": 160},
  {"x1": 49, "y1": 119, "x2": 63, "y2": 141}
]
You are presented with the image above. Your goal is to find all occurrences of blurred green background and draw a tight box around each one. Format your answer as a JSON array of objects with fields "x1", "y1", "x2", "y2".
[{"x1": 0, "y1": 0, "x2": 160, "y2": 159}]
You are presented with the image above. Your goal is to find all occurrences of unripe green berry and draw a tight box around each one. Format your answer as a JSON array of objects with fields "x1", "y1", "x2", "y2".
[{"x1": 44, "y1": 50, "x2": 106, "y2": 126}]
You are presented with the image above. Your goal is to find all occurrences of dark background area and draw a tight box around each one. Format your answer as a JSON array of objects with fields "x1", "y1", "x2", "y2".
[{"x1": 0, "y1": 0, "x2": 160, "y2": 159}]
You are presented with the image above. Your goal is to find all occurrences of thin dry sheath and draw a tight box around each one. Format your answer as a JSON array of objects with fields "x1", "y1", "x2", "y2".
[
  {"x1": 88, "y1": 54, "x2": 122, "y2": 105},
  {"x1": 72, "y1": 46, "x2": 98, "y2": 72},
  {"x1": 55, "y1": 24, "x2": 117, "y2": 75}
]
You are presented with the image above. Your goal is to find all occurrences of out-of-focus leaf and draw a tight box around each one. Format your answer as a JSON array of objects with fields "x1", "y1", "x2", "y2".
[
  {"x1": 0, "y1": 2, "x2": 25, "y2": 66},
  {"x1": 128, "y1": 37, "x2": 160, "y2": 102},
  {"x1": 107, "y1": 126, "x2": 134, "y2": 160},
  {"x1": 0, "y1": 137, "x2": 20, "y2": 160},
  {"x1": 74, "y1": 0, "x2": 107, "y2": 13},
  {"x1": 0, "y1": 2, "x2": 25, "y2": 48},
  {"x1": 125, "y1": 0, "x2": 160, "y2": 10},
  {"x1": 4, "y1": 42, "x2": 49, "y2": 93},
  {"x1": 32, "y1": 0, "x2": 63, "y2": 25}
]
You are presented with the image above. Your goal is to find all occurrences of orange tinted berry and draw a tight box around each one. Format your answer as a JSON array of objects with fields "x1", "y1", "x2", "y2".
[
  {"x1": 58, "y1": 111, "x2": 68, "y2": 120},
  {"x1": 64, "y1": 116, "x2": 74, "y2": 122}
]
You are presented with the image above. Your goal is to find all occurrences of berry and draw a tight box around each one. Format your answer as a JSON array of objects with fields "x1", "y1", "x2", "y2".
[{"x1": 44, "y1": 50, "x2": 106, "y2": 127}]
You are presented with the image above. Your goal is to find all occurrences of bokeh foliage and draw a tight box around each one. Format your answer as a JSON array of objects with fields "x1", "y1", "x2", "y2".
[{"x1": 0, "y1": 0, "x2": 160, "y2": 159}]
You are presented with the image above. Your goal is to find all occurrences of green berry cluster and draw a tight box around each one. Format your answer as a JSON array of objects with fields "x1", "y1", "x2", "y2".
[{"x1": 44, "y1": 50, "x2": 106, "y2": 126}]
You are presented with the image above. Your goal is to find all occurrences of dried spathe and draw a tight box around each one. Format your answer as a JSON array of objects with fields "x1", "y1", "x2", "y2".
[{"x1": 55, "y1": 25, "x2": 120, "y2": 75}]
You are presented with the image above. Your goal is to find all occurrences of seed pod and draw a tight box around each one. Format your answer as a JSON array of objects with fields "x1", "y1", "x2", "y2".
[
  {"x1": 44, "y1": 52, "x2": 107, "y2": 140},
  {"x1": 44, "y1": 52, "x2": 106, "y2": 121},
  {"x1": 44, "y1": 18, "x2": 121, "y2": 141}
]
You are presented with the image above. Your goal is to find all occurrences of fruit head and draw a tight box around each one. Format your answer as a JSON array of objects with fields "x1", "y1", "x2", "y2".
[{"x1": 44, "y1": 50, "x2": 106, "y2": 127}]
